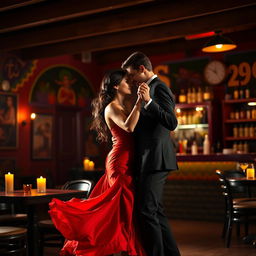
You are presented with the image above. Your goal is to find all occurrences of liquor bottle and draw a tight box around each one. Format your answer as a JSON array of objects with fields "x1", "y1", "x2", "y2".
[
  {"x1": 233, "y1": 88, "x2": 239, "y2": 99},
  {"x1": 233, "y1": 142, "x2": 238, "y2": 153},
  {"x1": 233, "y1": 125, "x2": 238, "y2": 137},
  {"x1": 203, "y1": 86, "x2": 211, "y2": 101},
  {"x1": 196, "y1": 87, "x2": 203, "y2": 103},
  {"x1": 203, "y1": 134, "x2": 210, "y2": 154},
  {"x1": 245, "y1": 88, "x2": 250, "y2": 99},
  {"x1": 191, "y1": 141, "x2": 198, "y2": 155},
  {"x1": 191, "y1": 88, "x2": 196, "y2": 103},
  {"x1": 187, "y1": 88, "x2": 191, "y2": 104},
  {"x1": 178, "y1": 89, "x2": 187, "y2": 103}
]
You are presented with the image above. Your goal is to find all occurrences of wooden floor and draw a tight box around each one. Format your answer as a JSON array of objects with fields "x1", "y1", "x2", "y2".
[{"x1": 44, "y1": 219, "x2": 256, "y2": 256}]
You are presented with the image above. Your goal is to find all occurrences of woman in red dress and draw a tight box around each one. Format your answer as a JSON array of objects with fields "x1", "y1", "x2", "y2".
[{"x1": 49, "y1": 69, "x2": 146, "y2": 256}]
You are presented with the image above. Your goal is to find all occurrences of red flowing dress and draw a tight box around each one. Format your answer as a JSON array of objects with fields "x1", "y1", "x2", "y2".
[{"x1": 49, "y1": 124, "x2": 145, "y2": 256}]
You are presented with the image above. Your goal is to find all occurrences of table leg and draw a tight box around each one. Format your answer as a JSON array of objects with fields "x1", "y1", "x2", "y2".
[{"x1": 27, "y1": 205, "x2": 40, "y2": 256}]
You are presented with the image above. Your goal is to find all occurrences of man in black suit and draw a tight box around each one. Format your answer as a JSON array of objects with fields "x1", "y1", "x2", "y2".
[{"x1": 122, "y1": 52, "x2": 180, "y2": 256}]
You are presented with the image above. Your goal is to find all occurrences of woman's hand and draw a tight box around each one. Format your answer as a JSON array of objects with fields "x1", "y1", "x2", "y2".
[{"x1": 138, "y1": 82, "x2": 151, "y2": 103}]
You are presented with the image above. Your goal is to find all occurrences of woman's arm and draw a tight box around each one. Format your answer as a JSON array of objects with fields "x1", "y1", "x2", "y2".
[{"x1": 105, "y1": 97, "x2": 142, "y2": 133}]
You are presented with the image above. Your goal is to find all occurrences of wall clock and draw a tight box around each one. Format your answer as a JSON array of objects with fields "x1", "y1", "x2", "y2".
[{"x1": 204, "y1": 60, "x2": 226, "y2": 85}]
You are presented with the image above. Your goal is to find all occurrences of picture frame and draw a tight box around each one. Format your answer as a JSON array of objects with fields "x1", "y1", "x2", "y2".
[
  {"x1": 0, "y1": 92, "x2": 18, "y2": 149},
  {"x1": 31, "y1": 114, "x2": 53, "y2": 160}
]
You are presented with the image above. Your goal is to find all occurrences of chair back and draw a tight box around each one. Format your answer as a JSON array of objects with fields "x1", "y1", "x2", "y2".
[
  {"x1": 62, "y1": 179, "x2": 93, "y2": 198},
  {"x1": 222, "y1": 169, "x2": 250, "y2": 196},
  {"x1": 216, "y1": 170, "x2": 234, "y2": 212}
]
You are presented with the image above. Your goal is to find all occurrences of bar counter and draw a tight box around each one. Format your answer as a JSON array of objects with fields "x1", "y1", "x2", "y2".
[
  {"x1": 176, "y1": 153, "x2": 256, "y2": 162},
  {"x1": 164, "y1": 153, "x2": 256, "y2": 221}
]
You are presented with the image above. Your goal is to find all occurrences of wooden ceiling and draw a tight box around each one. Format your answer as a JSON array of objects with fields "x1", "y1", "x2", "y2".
[{"x1": 1, "y1": 0, "x2": 256, "y2": 63}]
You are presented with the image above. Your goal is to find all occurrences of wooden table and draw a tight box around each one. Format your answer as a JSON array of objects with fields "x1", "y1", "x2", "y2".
[{"x1": 0, "y1": 189, "x2": 86, "y2": 256}]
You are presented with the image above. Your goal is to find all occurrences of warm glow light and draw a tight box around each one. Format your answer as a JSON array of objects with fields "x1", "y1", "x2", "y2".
[
  {"x1": 202, "y1": 34, "x2": 237, "y2": 53},
  {"x1": 196, "y1": 107, "x2": 204, "y2": 111},
  {"x1": 248, "y1": 102, "x2": 256, "y2": 106},
  {"x1": 31, "y1": 113, "x2": 36, "y2": 119},
  {"x1": 215, "y1": 44, "x2": 223, "y2": 49},
  {"x1": 176, "y1": 108, "x2": 181, "y2": 113}
]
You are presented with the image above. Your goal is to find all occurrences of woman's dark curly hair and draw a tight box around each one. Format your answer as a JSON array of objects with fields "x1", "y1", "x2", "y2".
[{"x1": 91, "y1": 69, "x2": 127, "y2": 142}]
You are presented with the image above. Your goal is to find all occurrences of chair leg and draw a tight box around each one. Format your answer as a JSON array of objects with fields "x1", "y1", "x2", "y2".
[
  {"x1": 222, "y1": 216, "x2": 228, "y2": 238},
  {"x1": 225, "y1": 217, "x2": 233, "y2": 248},
  {"x1": 236, "y1": 223, "x2": 240, "y2": 237},
  {"x1": 244, "y1": 222, "x2": 249, "y2": 236}
]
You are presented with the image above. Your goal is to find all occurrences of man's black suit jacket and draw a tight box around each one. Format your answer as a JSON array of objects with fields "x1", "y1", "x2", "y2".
[{"x1": 134, "y1": 77, "x2": 178, "y2": 174}]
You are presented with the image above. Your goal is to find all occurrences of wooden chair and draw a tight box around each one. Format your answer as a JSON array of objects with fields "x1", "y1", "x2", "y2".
[
  {"x1": 216, "y1": 169, "x2": 256, "y2": 247},
  {"x1": 0, "y1": 203, "x2": 27, "y2": 227},
  {"x1": 0, "y1": 226, "x2": 27, "y2": 255},
  {"x1": 39, "y1": 179, "x2": 94, "y2": 254}
]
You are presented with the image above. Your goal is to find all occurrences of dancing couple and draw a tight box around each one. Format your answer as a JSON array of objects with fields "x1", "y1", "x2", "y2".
[{"x1": 49, "y1": 52, "x2": 180, "y2": 256}]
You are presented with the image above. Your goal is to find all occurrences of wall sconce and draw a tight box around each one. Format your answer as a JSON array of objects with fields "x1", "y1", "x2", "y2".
[
  {"x1": 31, "y1": 113, "x2": 36, "y2": 120},
  {"x1": 202, "y1": 32, "x2": 237, "y2": 53}
]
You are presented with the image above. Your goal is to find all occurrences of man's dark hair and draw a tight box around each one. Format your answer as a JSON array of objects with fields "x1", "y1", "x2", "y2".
[{"x1": 121, "y1": 51, "x2": 152, "y2": 71}]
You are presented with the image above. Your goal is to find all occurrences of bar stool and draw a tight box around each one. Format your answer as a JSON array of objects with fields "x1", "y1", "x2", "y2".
[{"x1": 0, "y1": 226, "x2": 27, "y2": 255}]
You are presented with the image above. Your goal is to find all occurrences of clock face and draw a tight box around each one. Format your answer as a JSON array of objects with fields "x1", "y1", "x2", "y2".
[{"x1": 204, "y1": 60, "x2": 226, "y2": 85}]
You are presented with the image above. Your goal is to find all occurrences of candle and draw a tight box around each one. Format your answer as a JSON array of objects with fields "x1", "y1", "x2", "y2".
[
  {"x1": 246, "y1": 167, "x2": 255, "y2": 179},
  {"x1": 5, "y1": 172, "x2": 14, "y2": 193},
  {"x1": 83, "y1": 157, "x2": 90, "y2": 170},
  {"x1": 88, "y1": 161, "x2": 95, "y2": 171},
  {"x1": 37, "y1": 176, "x2": 46, "y2": 192}
]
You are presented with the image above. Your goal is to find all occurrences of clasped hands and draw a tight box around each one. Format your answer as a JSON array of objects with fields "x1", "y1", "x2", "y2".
[{"x1": 137, "y1": 82, "x2": 151, "y2": 103}]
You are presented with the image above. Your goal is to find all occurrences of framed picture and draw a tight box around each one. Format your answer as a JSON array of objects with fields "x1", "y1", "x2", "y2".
[
  {"x1": 31, "y1": 114, "x2": 53, "y2": 160},
  {"x1": 0, "y1": 93, "x2": 18, "y2": 149}
]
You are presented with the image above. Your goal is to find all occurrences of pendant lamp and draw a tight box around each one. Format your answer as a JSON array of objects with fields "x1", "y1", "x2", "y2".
[{"x1": 202, "y1": 33, "x2": 237, "y2": 53}]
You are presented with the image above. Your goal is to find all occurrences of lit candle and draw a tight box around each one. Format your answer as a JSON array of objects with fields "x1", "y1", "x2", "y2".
[
  {"x1": 37, "y1": 176, "x2": 46, "y2": 192},
  {"x1": 246, "y1": 167, "x2": 255, "y2": 179},
  {"x1": 83, "y1": 157, "x2": 90, "y2": 170},
  {"x1": 5, "y1": 172, "x2": 14, "y2": 193},
  {"x1": 88, "y1": 161, "x2": 95, "y2": 171}
]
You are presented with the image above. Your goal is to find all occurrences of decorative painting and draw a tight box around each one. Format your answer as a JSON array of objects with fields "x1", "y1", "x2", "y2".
[
  {"x1": 30, "y1": 65, "x2": 94, "y2": 110},
  {"x1": 31, "y1": 114, "x2": 53, "y2": 160},
  {"x1": 0, "y1": 54, "x2": 37, "y2": 92},
  {"x1": 0, "y1": 93, "x2": 18, "y2": 149}
]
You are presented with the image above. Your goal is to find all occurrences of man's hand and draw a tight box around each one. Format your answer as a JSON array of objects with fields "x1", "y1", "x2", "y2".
[{"x1": 138, "y1": 82, "x2": 151, "y2": 103}]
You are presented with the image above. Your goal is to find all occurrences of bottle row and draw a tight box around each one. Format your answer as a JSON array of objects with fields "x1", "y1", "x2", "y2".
[
  {"x1": 232, "y1": 124, "x2": 256, "y2": 138},
  {"x1": 178, "y1": 86, "x2": 212, "y2": 104},
  {"x1": 232, "y1": 87, "x2": 251, "y2": 100},
  {"x1": 176, "y1": 109, "x2": 207, "y2": 125},
  {"x1": 233, "y1": 141, "x2": 251, "y2": 153},
  {"x1": 229, "y1": 108, "x2": 256, "y2": 120}
]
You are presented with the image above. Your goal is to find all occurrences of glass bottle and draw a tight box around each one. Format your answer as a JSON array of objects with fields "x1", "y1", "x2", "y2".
[
  {"x1": 187, "y1": 88, "x2": 191, "y2": 104},
  {"x1": 191, "y1": 88, "x2": 196, "y2": 103},
  {"x1": 196, "y1": 87, "x2": 203, "y2": 103},
  {"x1": 178, "y1": 89, "x2": 187, "y2": 103},
  {"x1": 203, "y1": 86, "x2": 211, "y2": 101},
  {"x1": 203, "y1": 134, "x2": 210, "y2": 155},
  {"x1": 233, "y1": 125, "x2": 238, "y2": 137},
  {"x1": 233, "y1": 88, "x2": 239, "y2": 99}
]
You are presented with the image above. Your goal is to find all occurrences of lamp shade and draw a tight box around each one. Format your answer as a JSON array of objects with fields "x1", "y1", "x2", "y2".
[{"x1": 202, "y1": 34, "x2": 237, "y2": 53}]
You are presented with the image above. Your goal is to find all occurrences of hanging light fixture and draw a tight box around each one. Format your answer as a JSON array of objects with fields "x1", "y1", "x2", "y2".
[{"x1": 202, "y1": 32, "x2": 237, "y2": 53}]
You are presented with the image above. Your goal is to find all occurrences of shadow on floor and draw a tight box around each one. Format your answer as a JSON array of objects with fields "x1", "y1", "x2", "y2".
[{"x1": 44, "y1": 219, "x2": 256, "y2": 256}]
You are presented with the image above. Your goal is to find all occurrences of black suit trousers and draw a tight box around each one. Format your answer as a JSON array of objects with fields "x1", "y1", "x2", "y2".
[{"x1": 135, "y1": 172, "x2": 180, "y2": 256}]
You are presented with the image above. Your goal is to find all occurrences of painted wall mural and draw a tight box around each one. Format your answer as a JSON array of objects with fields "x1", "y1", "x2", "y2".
[
  {"x1": 0, "y1": 54, "x2": 37, "y2": 92},
  {"x1": 30, "y1": 65, "x2": 94, "y2": 108}
]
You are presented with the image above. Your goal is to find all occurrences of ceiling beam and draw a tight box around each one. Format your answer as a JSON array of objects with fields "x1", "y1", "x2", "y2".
[
  {"x1": 16, "y1": 5, "x2": 256, "y2": 60},
  {"x1": 93, "y1": 29, "x2": 256, "y2": 64},
  {"x1": 0, "y1": 0, "x2": 154, "y2": 33},
  {"x1": 0, "y1": 0, "x2": 46, "y2": 12},
  {"x1": 0, "y1": 0, "x2": 255, "y2": 51}
]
